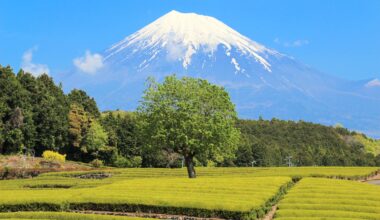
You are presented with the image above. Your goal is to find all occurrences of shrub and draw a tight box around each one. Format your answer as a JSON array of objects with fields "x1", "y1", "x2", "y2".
[
  {"x1": 97, "y1": 146, "x2": 118, "y2": 165},
  {"x1": 90, "y1": 159, "x2": 103, "y2": 168},
  {"x1": 114, "y1": 156, "x2": 142, "y2": 168},
  {"x1": 42, "y1": 151, "x2": 66, "y2": 163},
  {"x1": 130, "y1": 156, "x2": 142, "y2": 168},
  {"x1": 113, "y1": 156, "x2": 129, "y2": 168}
]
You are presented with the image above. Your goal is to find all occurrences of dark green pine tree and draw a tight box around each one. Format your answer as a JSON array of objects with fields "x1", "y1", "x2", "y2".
[
  {"x1": 68, "y1": 89, "x2": 100, "y2": 118},
  {"x1": 16, "y1": 70, "x2": 38, "y2": 153},
  {"x1": 100, "y1": 111, "x2": 141, "y2": 158},
  {"x1": 33, "y1": 74, "x2": 70, "y2": 155},
  {"x1": 0, "y1": 66, "x2": 31, "y2": 154}
]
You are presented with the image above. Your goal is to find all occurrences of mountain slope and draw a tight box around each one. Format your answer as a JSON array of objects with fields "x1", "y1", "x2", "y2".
[
  {"x1": 64, "y1": 10, "x2": 380, "y2": 137},
  {"x1": 104, "y1": 10, "x2": 274, "y2": 72}
]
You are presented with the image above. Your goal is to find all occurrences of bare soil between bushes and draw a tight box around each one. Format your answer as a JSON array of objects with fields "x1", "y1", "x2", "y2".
[{"x1": 261, "y1": 205, "x2": 277, "y2": 220}]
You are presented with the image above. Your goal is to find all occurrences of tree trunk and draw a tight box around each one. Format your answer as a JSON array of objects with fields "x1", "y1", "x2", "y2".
[{"x1": 185, "y1": 155, "x2": 196, "y2": 178}]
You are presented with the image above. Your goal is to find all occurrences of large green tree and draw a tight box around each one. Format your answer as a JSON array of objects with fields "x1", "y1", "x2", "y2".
[{"x1": 138, "y1": 75, "x2": 240, "y2": 178}]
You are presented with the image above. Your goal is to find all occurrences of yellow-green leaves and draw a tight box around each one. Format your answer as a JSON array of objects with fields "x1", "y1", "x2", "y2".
[{"x1": 276, "y1": 178, "x2": 380, "y2": 219}]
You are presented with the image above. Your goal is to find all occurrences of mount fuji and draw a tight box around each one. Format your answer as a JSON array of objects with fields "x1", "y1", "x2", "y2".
[{"x1": 64, "y1": 10, "x2": 380, "y2": 137}]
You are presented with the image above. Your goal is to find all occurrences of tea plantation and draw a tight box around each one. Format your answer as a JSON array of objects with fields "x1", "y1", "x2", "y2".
[
  {"x1": 0, "y1": 167, "x2": 378, "y2": 220},
  {"x1": 275, "y1": 178, "x2": 380, "y2": 220}
]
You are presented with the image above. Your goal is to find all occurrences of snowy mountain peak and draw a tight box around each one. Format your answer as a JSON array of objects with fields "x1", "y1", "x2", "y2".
[{"x1": 105, "y1": 10, "x2": 276, "y2": 71}]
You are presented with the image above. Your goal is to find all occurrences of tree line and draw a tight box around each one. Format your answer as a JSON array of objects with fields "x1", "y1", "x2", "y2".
[
  {"x1": 236, "y1": 119, "x2": 380, "y2": 167},
  {"x1": 0, "y1": 65, "x2": 379, "y2": 172}
]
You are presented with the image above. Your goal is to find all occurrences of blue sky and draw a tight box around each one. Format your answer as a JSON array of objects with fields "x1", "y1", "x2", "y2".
[{"x1": 0, "y1": 0, "x2": 379, "y2": 81}]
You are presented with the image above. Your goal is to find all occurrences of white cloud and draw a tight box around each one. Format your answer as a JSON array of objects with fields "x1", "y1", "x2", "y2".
[
  {"x1": 21, "y1": 47, "x2": 50, "y2": 76},
  {"x1": 286, "y1": 39, "x2": 309, "y2": 47},
  {"x1": 274, "y1": 38, "x2": 309, "y2": 47},
  {"x1": 73, "y1": 50, "x2": 104, "y2": 74},
  {"x1": 165, "y1": 41, "x2": 186, "y2": 61},
  {"x1": 365, "y1": 78, "x2": 380, "y2": 88}
]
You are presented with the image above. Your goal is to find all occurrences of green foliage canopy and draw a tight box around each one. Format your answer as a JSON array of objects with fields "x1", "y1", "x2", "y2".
[{"x1": 138, "y1": 75, "x2": 240, "y2": 177}]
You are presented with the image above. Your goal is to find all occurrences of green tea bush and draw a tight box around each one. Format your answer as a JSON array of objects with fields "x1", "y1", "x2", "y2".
[
  {"x1": 0, "y1": 176, "x2": 292, "y2": 219},
  {"x1": 114, "y1": 156, "x2": 142, "y2": 168},
  {"x1": 275, "y1": 178, "x2": 380, "y2": 219},
  {"x1": 1, "y1": 167, "x2": 379, "y2": 220},
  {"x1": 0, "y1": 211, "x2": 152, "y2": 219}
]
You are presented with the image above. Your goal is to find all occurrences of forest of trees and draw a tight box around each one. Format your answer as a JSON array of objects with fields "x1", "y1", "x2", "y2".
[
  {"x1": 236, "y1": 119, "x2": 380, "y2": 167},
  {"x1": 1, "y1": 65, "x2": 379, "y2": 167}
]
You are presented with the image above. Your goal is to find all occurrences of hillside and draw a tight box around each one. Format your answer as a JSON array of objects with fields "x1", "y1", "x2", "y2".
[
  {"x1": 235, "y1": 119, "x2": 379, "y2": 167},
  {"x1": 352, "y1": 134, "x2": 380, "y2": 155}
]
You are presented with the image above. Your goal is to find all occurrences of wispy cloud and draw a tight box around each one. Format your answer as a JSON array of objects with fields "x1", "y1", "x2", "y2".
[
  {"x1": 165, "y1": 41, "x2": 186, "y2": 61},
  {"x1": 274, "y1": 38, "x2": 309, "y2": 47},
  {"x1": 73, "y1": 50, "x2": 104, "y2": 74},
  {"x1": 365, "y1": 78, "x2": 380, "y2": 88},
  {"x1": 21, "y1": 47, "x2": 50, "y2": 76}
]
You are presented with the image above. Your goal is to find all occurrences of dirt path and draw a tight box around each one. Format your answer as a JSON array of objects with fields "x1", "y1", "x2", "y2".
[
  {"x1": 365, "y1": 172, "x2": 380, "y2": 181},
  {"x1": 367, "y1": 180, "x2": 380, "y2": 185},
  {"x1": 363, "y1": 172, "x2": 380, "y2": 185},
  {"x1": 360, "y1": 172, "x2": 380, "y2": 183},
  {"x1": 261, "y1": 205, "x2": 277, "y2": 220},
  {"x1": 72, "y1": 210, "x2": 225, "y2": 220}
]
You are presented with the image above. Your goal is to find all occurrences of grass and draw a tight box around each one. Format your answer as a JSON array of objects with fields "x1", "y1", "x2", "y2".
[
  {"x1": 0, "y1": 211, "x2": 152, "y2": 220},
  {"x1": 275, "y1": 178, "x2": 380, "y2": 220}
]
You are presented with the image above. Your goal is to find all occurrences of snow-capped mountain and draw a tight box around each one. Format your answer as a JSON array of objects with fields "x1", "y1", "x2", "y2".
[
  {"x1": 104, "y1": 10, "x2": 275, "y2": 73},
  {"x1": 64, "y1": 10, "x2": 380, "y2": 137}
]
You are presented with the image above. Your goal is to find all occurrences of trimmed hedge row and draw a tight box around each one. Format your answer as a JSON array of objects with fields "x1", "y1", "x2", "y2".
[
  {"x1": 0, "y1": 179, "x2": 297, "y2": 220},
  {"x1": 0, "y1": 203, "x2": 63, "y2": 212},
  {"x1": 0, "y1": 211, "x2": 152, "y2": 220},
  {"x1": 309, "y1": 169, "x2": 379, "y2": 180},
  {"x1": 275, "y1": 177, "x2": 380, "y2": 219},
  {"x1": 0, "y1": 202, "x2": 252, "y2": 219},
  {"x1": 42, "y1": 167, "x2": 380, "y2": 179},
  {"x1": 70, "y1": 203, "x2": 251, "y2": 219}
]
